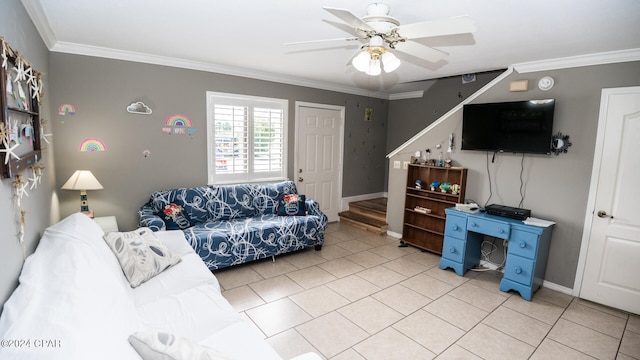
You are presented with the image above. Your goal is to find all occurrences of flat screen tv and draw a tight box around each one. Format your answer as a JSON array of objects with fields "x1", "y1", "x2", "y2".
[{"x1": 461, "y1": 99, "x2": 555, "y2": 154}]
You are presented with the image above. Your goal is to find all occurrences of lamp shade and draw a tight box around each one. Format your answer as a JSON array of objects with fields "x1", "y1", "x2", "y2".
[
  {"x1": 352, "y1": 50, "x2": 371, "y2": 72},
  {"x1": 365, "y1": 59, "x2": 382, "y2": 76},
  {"x1": 61, "y1": 170, "x2": 104, "y2": 190},
  {"x1": 381, "y1": 52, "x2": 401, "y2": 73}
]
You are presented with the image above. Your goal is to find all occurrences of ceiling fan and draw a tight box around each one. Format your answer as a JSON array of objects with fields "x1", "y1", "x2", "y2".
[{"x1": 288, "y1": 3, "x2": 476, "y2": 76}]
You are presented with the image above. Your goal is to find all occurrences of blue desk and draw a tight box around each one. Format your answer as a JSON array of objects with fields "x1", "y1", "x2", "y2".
[{"x1": 439, "y1": 208, "x2": 553, "y2": 301}]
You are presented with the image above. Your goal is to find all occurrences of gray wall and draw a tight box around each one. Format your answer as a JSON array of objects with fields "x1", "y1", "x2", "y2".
[
  {"x1": 387, "y1": 61, "x2": 640, "y2": 289},
  {"x1": 49, "y1": 53, "x2": 389, "y2": 231},
  {"x1": 386, "y1": 70, "x2": 504, "y2": 153},
  {"x1": 0, "y1": 0, "x2": 55, "y2": 309}
]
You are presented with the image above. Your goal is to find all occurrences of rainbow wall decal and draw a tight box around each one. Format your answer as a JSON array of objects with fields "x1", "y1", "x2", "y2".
[
  {"x1": 58, "y1": 104, "x2": 76, "y2": 116},
  {"x1": 165, "y1": 114, "x2": 192, "y2": 127},
  {"x1": 78, "y1": 138, "x2": 107, "y2": 152}
]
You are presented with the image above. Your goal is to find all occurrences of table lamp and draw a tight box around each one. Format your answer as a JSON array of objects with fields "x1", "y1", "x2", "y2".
[{"x1": 61, "y1": 170, "x2": 104, "y2": 216}]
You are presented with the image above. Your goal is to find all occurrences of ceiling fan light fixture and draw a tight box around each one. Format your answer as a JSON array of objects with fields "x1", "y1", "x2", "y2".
[
  {"x1": 381, "y1": 51, "x2": 401, "y2": 72},
  {"x1": 352, "y1": 50, "x2": 371, "y2": 72},
  {"x1": 365, "y1": 58, "x2": 382, "y2": 76}
]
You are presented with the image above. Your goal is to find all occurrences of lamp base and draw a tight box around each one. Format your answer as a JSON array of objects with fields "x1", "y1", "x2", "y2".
[{"x1": 79, "y1": 190, "x2": 94, "y2": 218}]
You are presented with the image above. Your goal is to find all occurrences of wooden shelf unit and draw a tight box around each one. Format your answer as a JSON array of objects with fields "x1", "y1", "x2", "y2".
[{"x1": 401, "y1": 164, "x2": 468, "y2": 254}]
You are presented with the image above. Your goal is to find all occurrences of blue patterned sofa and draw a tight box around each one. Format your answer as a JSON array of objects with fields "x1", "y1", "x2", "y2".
[{"x1": 138, "y1": 181, "x2": 328, "y2": 270}]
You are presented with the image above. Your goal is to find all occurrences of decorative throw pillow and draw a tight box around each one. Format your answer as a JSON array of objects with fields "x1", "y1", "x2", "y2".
[
  {"x1": 277, "y1": 193, "x2": 306, "y2": 216},
  {"x1": 103, "y1": 228, "x2": 181, "y2": 288},
  {"x1": 128, "y1": 331, "x2": 237, "y2": 360},
  {"x1": 161, "y1": 203, "x2": 192, "y2": 230}
]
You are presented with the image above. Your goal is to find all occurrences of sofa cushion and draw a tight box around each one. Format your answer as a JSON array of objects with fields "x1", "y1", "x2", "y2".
[
  {"x1": 129, "y1": 331, "x2": 236, "y2": 360},
  {"x1": 183, "y1": 214, "x2": 324, "y2": 270},
  {"x1": 104, "y1": 228, "x2": 182, "y2": 288},
  {"x1": 132, "y1": 231, "x2": 221, "y2": 307},
  {"x1": 277, "y1": 193, "x2": 306, "y2": 216}
]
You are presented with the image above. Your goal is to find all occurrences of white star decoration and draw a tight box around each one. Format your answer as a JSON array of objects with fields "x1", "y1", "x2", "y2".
[
  {"x1": 1, "y1": 141, "x2": 20, "y2": 164},
  {"x1": 31, "y1": 78, "x2": 41, "y2": 101},
  {"x1": 41, "y1": 131, "x2": 52, "y2": 144},
  {"x1": 13, "y1": 175, "x2": 29, "y2": 208},
  {"x1": 40, "y1": 119, "x2": 52, "y2": 144},
  {"x1": 28, "y1": 167, "x2": 41, "y2": 190},
  {"x1": 13, "y1": 58, "x2": 26, "y2": 82},
  {"x1": 25, "y1": 67, "x2": 34, "y2": 86},
  {"x1": 1, "y1": 46, "x2": 7, "y2": 70},
  {"x1": 0, "y1": 39, "x2": 8, "y2": 70}
]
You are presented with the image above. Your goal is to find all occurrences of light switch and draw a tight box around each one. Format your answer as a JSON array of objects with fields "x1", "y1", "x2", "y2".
[
  {"x1": 403, "y1": 161, "x2": 409, "y2": 170},
  {"x1": 393, "y1": 161, "x2": 401, "y2": 169}
]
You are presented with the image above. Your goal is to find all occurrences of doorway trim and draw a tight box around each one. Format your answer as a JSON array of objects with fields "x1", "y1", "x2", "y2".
[{"x1": 294, "y1": 101, "x2": 345, "y2": 216}]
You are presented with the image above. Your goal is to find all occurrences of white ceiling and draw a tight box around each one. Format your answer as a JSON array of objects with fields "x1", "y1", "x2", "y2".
[{"x1": 21, "y1": 0, "x2": 640, "y2": 97}]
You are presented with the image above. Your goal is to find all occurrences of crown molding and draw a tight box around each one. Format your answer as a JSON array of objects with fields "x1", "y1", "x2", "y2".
[
  {"x1": 21, "y1": 0, "x2": 57, "y2": 49},
  {"x1": 49, "y1": 41, "x2": 398, "y2": 100},
  {"x1": 514, "y1": 48, "x2": 640, "y2": 73}
]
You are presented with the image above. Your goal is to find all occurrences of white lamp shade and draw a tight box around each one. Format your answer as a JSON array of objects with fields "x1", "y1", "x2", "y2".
[
  {"x1": 352, "y1": 51, "x2": 371, "y2": 72},
  {"x1": 61, "y1": 170, "x2": 104, "y2": 190},
  {"x1": 365, "y1": 59, "x2": 382, "y2": 76},
  {"x1": 382, "y1": 52, "x2": 401, "y2": 73}
]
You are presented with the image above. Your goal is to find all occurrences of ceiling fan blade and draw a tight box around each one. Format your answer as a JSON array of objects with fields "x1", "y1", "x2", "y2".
[
  {"x1": 394, "y1": 41, "x2": 449, "y2": 63},
  {"x1": 322, "y1": 19, "x2": 360, "y2": 37},
  {"x1": 323, "y1": 6, "x2": 374, "y2": 32},
  {"x1": 285, "y1": 37, "x2": 362, "y2": 46},
  {"x1": 397, "y1": 16, "x2": 476, "y2": 39}
]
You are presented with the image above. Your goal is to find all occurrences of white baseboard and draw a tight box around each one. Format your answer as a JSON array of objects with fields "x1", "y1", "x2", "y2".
[
  {"x1": 542, "y1": 280, "x2": 574, "y2": 296},
  {"x1": 387, "y1": 230, "x2": 401, "y2": 239}
]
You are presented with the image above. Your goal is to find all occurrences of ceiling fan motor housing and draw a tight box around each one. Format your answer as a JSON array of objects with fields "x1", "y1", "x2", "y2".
[{"x1": 359, "y1": 3, "x2": 399, "y2": 35}]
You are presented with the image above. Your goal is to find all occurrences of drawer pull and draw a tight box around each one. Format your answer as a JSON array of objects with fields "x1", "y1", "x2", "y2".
[
  {"x1": 450, "y1": 247, "x2": 456, "y2": 253},
  {"x1": 470, "y1": 222, "x2": 477, "y2": 227},
  {"x1": 452, "y1": 225, "x2": 459, "y2": 231},
  {"x1": 515, "y1": 266, "x2": 522, "y2": 274},
  {"x1": 519, "y1": 241, "x2": 526, "y2": 248},
  {"x1": 499, "y1": 229, "x2": 505, "y2": 234}
]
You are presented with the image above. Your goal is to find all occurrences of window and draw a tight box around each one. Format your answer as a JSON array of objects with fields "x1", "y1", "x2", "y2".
[{"x1": 206, "y1": 92, "x2": 287, "y2": 184}]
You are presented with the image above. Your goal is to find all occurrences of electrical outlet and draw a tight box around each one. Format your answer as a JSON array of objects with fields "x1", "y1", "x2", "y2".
[
  {"x1": 403, "y1": 161, "x2": 409, "y2": 170},
  {"x1": 393, "y1": 161, "x2": 401, "y2": 169}
]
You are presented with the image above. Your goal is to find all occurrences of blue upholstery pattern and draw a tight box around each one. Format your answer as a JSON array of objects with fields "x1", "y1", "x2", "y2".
[{"x1": 137, "y1": 181, "x2": 327, "y2": 270}]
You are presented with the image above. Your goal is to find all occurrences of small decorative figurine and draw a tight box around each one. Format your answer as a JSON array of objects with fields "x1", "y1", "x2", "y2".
[
  {"x1": 430, "y1": 180, "x2": 440, "y2": 191},
  {"x1": 415, "y1": 180, "x2": 422, "y2": 189},
  {"x1": 451, "y1": 184, "x2": 460, "y2": 195},
  {"x1": 439, "y1": 182, "x2": 451, "y2": 193}
]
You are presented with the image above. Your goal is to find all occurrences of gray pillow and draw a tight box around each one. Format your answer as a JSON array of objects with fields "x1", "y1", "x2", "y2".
[
  {"x1": 128, "y1": 331, "x2": 237, "y2": 360},
  {"x1": 104, "y1": 228, "x2": 181, "y2": 287}
]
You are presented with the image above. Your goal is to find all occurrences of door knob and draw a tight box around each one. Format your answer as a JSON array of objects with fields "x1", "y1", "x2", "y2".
[
  {"x1": 597, "y1": 210, "x2": 613, "y2": 219},
  {"x1": 298, "y1": 177, "x2": 304, "y2": 182}
]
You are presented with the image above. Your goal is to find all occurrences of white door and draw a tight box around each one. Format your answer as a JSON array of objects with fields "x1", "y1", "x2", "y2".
[
  {"x1": 579, "y1": 87, "x2": 640, "y2": 314},
  {"x1": 295, "y1": 103, "x2": 343, "y2": 222}
]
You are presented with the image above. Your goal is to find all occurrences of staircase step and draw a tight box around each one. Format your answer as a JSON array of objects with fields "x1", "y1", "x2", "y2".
[
  {"x1": 338, "y1": 210, "x2": 388, "y2": 235},
  {"x1": 348, "y1": 198, "x2": 387, "y2": 222}
]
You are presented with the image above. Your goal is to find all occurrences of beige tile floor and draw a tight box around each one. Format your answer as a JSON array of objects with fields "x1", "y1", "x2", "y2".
[{"x1": 216, "y1": 222, "x2": 640, "y2": 360}]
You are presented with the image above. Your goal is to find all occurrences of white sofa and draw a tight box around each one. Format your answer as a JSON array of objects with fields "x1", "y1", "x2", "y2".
[{"x1": 0, "y1": 213, "x2": 320, "y2": 360}]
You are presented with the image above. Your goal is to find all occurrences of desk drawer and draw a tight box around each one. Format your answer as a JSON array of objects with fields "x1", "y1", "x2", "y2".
[
  {"x1": 441, "y1": 237, "x2": 465, "y2": 263},
  {"x1": 444, "y1": 214, "x2": 467, "y2": 240},
  {"x1": 508, "y1": 230, "x2": 539, "y2": 260},
  {"x1": 467, "y1": 217, "x2": 510, "y2": 239},
  {"x1": 503, "y1": 255, "x2": 534, "y2": 286}
]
